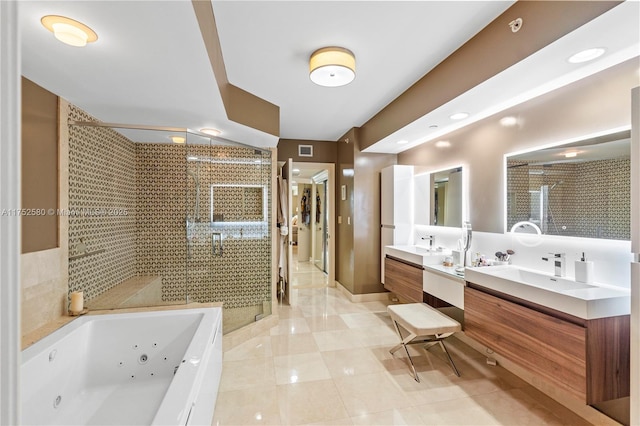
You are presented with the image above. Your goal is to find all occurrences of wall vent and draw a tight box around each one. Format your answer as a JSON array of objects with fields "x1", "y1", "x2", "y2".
[{"x1": 298, "y1": 145, "x2": 313, "y2": 157}]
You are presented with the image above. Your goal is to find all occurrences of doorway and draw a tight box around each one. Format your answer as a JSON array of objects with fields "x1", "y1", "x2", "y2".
[{"x1": 290, "y1": 162, "x2": 335, "y2": 289}]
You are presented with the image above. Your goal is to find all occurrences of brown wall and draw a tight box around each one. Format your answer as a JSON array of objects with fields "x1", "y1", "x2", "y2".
[
  {"x1": 353, "y1": 136, "x2": 396, "y2": 294},
  {"x1": 336, "y1": 128, "x2": 396, "y2": 294},
  {"x1": 398, "y1": 58, "x2": 639, "y2": 233},
  {"x1": 21, "y1": 77, "x2": 58, "y2": 253},
  {"x1": 277, "y1": 139, "x2": 337, "y2": 164},
  {"x1": 336, "y1": 132, "x2": 355, "y2": 291}
]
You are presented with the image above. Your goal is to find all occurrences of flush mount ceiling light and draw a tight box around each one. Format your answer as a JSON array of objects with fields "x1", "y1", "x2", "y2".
[
  {"x1": 564, "y1": 151, "x2": 578, "y2": 158},
  {"x1": 200, "y1": 128, "x2": 221, "y2": 137},
  {"x1": 449, "y1": 112, "x2": 469, "y2": 120},
  {"x1": 499, "y1": 116, "x2": 518, "y2": 127},
  {"x1": 41, "y1": 15, "x2": 98, "y2": 47},
  {"x1": 568, "y1": 48, "x2": 605, "y2": 64},
  {"x1": 309, "y1": 47, "x2": 355, "y2": 87},
  {"x1": 170, "y1": 136, "x2": 186, "y2": 144},
  {"x1": 435, "y1": 140, "x2": 451, "y2": 148}
]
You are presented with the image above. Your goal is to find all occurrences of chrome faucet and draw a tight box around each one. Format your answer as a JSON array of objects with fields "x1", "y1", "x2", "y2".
[
  {"x1": 542, "y1": 253, "x2": 565, "y2": 277},
  {"x1": 421, "y1": 235, "x2": 435, "y2": 248}
]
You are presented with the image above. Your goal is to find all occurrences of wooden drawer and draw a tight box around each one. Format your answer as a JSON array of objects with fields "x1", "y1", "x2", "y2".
[
  {"x1": 464, "y1": 287, "x2": 587, "y2": 401},
  {"x1": 384, "y1": 256, "x2": 423, "y2": 303}
]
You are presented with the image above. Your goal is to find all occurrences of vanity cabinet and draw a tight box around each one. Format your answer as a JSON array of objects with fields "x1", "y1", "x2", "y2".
[
  {"x1": 423, "y1": 269, "x2": 464, "y2": 309},
  {"x1": 384, "y1": 256, "x2": 423, "y2": 303},
  {"x1": 464, "y1": 285, "x2": 630, "y2": 405}
]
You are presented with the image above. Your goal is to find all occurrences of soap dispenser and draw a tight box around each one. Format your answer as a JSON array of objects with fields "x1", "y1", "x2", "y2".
[{"x1": 575, "y1": 252, "x2": 594, "y2": 284}]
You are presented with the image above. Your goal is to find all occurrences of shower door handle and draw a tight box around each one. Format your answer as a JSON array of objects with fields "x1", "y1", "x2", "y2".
[{"x1": 211, "y1": 232, "x2": 223, "y2": 257}]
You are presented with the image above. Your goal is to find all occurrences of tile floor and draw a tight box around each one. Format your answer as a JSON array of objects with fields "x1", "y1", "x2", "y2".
[{"x1": 212, "y1": 254, "x2": 591, "y2": 426}]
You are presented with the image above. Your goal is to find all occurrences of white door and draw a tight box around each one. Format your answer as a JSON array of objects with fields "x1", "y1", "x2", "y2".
[
  {"x1": 629, "y1": 86, "x2": 639, "y2": 426},
  {"x1": 284, "y1": 158, "x2": 295, "y2": 305}
]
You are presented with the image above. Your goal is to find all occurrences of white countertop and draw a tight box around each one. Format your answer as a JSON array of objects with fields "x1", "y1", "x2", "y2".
[
  {"x1": 465, "y1": 265, "x2": 630, "y2": 320},
  {"x1": 385, "y1": 245, "x2": 451, "y2": 267}
]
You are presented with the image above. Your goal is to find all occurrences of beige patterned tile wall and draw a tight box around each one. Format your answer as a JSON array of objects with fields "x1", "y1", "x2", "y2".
[
  {"x1": 67, "y1": 107, "x2": 272, "y2": 324},
  {"x1": 136, "y1": 143, "x2": 272, "y2": 310},
  {"x1": 67, "y1": 105, "x2": 137, "y2": 300}
]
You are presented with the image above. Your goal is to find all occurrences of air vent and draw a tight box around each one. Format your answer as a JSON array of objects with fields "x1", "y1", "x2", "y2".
[{"x1": 298, "y1": 145, "x2": 313, "y2": 157}]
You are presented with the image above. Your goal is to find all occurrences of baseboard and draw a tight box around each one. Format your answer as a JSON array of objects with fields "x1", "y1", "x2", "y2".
[{"x1": 335, "y1": 281, "x2": 391, "y2": 303}]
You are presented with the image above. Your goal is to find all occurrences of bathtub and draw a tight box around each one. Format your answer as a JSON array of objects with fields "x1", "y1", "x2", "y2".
[{"x1": 21, "y1": 307, "x2": 222, "y2": 425}]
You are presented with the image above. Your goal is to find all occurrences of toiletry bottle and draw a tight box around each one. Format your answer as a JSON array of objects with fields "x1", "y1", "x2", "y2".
[{"x1": 575, "y1": 252, "x2": 594, "y2": 284}]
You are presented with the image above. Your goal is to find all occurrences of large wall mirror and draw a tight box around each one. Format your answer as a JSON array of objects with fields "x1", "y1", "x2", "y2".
[
  {"x1": 431, "y1": 167, "x2": 464, "y2": 227},
  {"x1": 506, "y1": 129, "x2": 631, "y2": 240}
]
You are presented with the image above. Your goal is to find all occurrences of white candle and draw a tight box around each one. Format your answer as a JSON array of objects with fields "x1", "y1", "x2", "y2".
[{"x1": 70, "y1": 291, "x2": 83, "y2": 313}]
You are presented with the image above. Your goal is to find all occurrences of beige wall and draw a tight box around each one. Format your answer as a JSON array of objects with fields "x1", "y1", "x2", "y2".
[
  {"x1": 21, "y1": 99, "x2": 69, "y2": 337},
  {"x1": 399, "y1": 59, "x2": 639, "y2": 233},
  {"x1": 21, "y1": 77, "x2": 58, "y2": 253}
]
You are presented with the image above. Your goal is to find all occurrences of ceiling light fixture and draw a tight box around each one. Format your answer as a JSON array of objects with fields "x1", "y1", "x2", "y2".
[
  {"x1": 564, "y1": 151, "x2": 578, "y2": 158},
  {"x1": 309, "y1": 47, "x2": 355, "y2": 87},
  {"x1": 568, "y1": 48, "x2": 605, "y2": 64},
  {"x1": 200, "y1": 128, "x2": 221, "y2": 137},
  {"x1": 41, "y1": 15, "x2": 98, "y2": 47},
  {"x1": 449, "y1": 112, "x2": 469, "y2": 120},
  {"x1": 435, "y1": 140, "x2": 451, "y2": 148},
  {"x1": 171, "y1": 136, "x2": 186, "y2": 144}
]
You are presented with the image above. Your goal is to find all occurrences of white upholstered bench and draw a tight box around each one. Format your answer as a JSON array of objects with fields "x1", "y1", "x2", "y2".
[{"x1": 387, "y1": 303, "x2": 462, "y2": 382}]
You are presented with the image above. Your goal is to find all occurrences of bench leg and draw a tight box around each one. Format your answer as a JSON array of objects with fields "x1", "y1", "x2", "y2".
[
  {"x1": 390, "y1": 320, "x2": 420, "y2": 382},
  {"x1": 438, "y1": 340, "x2": 460, "y2": 377}
]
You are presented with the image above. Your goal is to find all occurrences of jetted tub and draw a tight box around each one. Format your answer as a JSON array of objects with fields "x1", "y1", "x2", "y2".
[{"x1": 21, "y1": 307, "x2": 222, "y2": 425}]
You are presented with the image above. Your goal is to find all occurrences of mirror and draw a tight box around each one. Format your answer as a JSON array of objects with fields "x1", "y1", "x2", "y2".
[
  {"x1": 506, "y1": 129, "x2": 631, "y2": 240},
  {"x1": 210, "y1": 184, "x2": 267, "y2": 223},
  {"x1": 431, "y1": 167, "x2": 463, "y2": 227}
]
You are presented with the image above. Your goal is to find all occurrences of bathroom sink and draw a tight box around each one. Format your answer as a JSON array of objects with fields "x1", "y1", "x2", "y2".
[
  {"x1": 487, "y1": 267, "x2": 595, "y2": 291},
  {"x1": 464, "y1": 265, "x2": 630, "y2": 319},
  {"x1": 385, "y1": 245, "x2": 450, "y2": 266}
]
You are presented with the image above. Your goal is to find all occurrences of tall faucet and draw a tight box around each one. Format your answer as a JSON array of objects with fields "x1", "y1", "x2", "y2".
[
  {"x1": 542, "y1": 253, "x2": 565, "y2": 277},
  {"x1": 421, "y1": 235, "x2": 435, "y2": 248}
]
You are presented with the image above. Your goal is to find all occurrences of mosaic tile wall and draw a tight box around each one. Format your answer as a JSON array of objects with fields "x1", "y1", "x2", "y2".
[
  {"x1": 68, "y1": 105, "x2": 137, "y2": 300},
  {"x1": 507, "y1": 158, "x2": 630, "y2": 240},
  {"x1": 68, "y1": 106, "x2": 272, "y2": 314},
  {"x1": 137, "y1": 143, "x2": 272, "y2": 309}
]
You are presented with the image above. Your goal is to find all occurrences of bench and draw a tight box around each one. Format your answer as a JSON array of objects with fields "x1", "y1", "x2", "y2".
[{"x1": 387, "y1": 303, "x2": 462, "y2": 382}]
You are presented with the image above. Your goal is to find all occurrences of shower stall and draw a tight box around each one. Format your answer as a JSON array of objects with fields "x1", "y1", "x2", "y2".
[{"x1": 66, "y1": 109, "x2": 273, "y2": 333}]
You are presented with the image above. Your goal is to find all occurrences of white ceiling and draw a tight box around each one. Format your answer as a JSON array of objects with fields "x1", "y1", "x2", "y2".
[{"x1": 18, "y1": 1, "x2": 639, "y2": 152}]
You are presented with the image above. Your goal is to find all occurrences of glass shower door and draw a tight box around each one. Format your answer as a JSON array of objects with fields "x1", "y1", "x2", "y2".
[{"x1": 186, "y1": 132, "x2": 272, "y2": 333}]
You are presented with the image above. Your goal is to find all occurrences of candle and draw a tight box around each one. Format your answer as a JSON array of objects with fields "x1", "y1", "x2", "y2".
[{"x1": 70, "y1": 291, "x2": 83, "y2": 314}]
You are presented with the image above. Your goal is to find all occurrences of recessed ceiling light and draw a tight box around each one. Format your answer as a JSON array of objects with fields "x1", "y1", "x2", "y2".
[
  {"x1": 564, "y1": 151, "x2": 578, "y2": 158},
  {"x1": 568, "y1": 48, "x2": 605, "y2": 64},
  {"x1": 449, "y1": 112, "x2": 469, "y2": 120},
  {"x1": 396, "y1": 140, "x2": 409, "y2": 145},
  {"x1": 428, "y1": 125, "x2": 438, "y2": 129},
  {"x1": 435, "y1": 140, "x2": 451, "y2": 148},
  {"x1": 309, "y1": 47, "x2": 356, "y2": 87},
  {"x1": 499, "y1": 116, "x2": 518, "y2": 127},
  {"x1": 41, "y1": 15, "x2": 98, "y2": 47},
  {"x1": 171, "y1": 136, "x2": 186, "y2": 144},
  {"x1": 200, "y1": 128, "x2": 221, "y2": 137}
]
